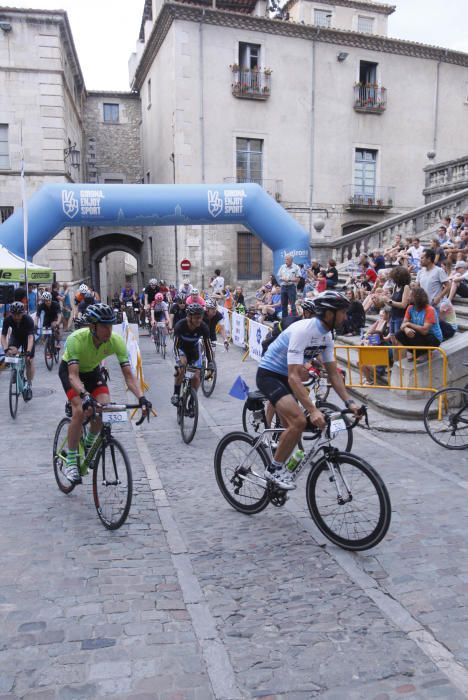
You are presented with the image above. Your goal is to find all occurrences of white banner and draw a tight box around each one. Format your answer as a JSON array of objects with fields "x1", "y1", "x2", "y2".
[
  {"x1": 219, "y1": 305, "x2": 230, "y2": 335},
  {"x1": 248, "y1": 319, "x2": 269, "y2": 363},
  {"x1": 113, "y1": 322, "x2": 140, "y2": 373},
  {"x1": 231, "y1": 312, "x2": 245, "y2": 348}
]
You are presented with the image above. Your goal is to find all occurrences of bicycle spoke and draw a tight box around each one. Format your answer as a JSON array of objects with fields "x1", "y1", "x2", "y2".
[
  {"x1": 214, "y1": 432, "x2": 269, "y2": 514},
  {"x1": 424, "y1": 388, "x2": 468, "y2": 450},
  {"x1": 93, "y1": 439, "x2": 132, "y2": 529}
]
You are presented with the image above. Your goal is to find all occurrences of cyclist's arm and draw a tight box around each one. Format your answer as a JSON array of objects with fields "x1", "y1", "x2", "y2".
[
  {"x1": 323, "y1": 360, "x2": 359, "y2": 413},
  {"x1": 1, "y1": 333, "x2": 8, "y2": 351},
  {"x1": 26, "y1": 333, "x2": 34, "y2": 354},
  {"x1": 68, "y1": 363, "x2": 87, "y2": 396},
  {"x1": 169, "y1": 313, "x2": 174, "y2": 330},
  {"x1": 121, "y1": 365, "x2": 144, "y2": 400}
]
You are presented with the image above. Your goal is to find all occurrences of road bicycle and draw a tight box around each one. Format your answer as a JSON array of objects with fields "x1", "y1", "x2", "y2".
[
  {"x1": 43, "y1": 327, "x2": 60, "y2": 371},
  {"x1": 5, "y1": 353, "x2": 30, "y2": 418},
  {"x1": 176, "y1": 365, "x2": 199, "y2": 444},
  {"x1": 152, "y1": 321, "x2": 168, "y2": 359},
  {"x1": 423, "y1": 365, "x2": 468, "y2": 450},
  {"x1": 200, "y1": 340, "x2": 218, "y2": 398},
  {"x1": 53, "y1": 402, "x2": 150, "y2": 529},
  {"x1": 214, "y1": 407, "x2": 391, "y2": 551}
]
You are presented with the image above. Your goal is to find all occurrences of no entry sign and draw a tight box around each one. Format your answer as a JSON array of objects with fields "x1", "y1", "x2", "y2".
[{"x1": 180, "y1": 259, "x2": 191, "y2": 271}]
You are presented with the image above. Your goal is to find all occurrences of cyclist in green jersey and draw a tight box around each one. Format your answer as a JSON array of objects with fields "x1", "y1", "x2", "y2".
[{"x1": 59, "y1": 303, "x2": 151, "y2": 484}]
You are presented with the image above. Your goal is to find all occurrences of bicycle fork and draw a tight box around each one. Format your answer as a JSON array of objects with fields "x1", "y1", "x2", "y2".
[{"x1": 321, "y1": 449, "x2": 353, "y2": 505}]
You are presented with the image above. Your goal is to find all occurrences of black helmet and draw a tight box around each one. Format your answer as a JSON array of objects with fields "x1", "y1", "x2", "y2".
[
  {"x1": 186, "y1": 303, "x2": 204, "y2": 316},
  {"x1": 301, "y1": 298, "x2": 316, "y2": 313},
  {"x1": 312, "y1": 291, "x2": 350, "y2": 318},
  {"x1": 86, "y1": 303, "x2": 116, "y2": 324},
  {"x1": 174, "y1": 295, "x2": 185, "y2": 304}
]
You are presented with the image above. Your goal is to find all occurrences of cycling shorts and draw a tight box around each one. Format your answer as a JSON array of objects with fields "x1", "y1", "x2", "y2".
[
  {"x1": 59, "y1": 360, "x2": 110, "y2": 401},
  {"x1": 256, "y1": 367, "x2": 292, "y2": 406},
  {"x1": 175, "y1": 349, "x2": 203, "y2": 369},
  {"x1": 9, "y1": 334, "x2": 35, "y2": 358}
]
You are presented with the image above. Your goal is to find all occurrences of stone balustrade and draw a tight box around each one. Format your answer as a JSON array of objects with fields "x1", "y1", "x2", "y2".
[{"x1": 423, "y1": 155, "x2": 468, "y2": 201}]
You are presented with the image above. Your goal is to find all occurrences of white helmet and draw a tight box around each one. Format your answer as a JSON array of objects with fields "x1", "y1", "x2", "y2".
[
  {"x1": 191, "y1": 288, "x2": 199, "y2": 296},
  {"x1": 42, "y1": 291, "x2": 52, "y2": 302},
  {"x1": 149, "y1": 278, "x2": 157, "y2": 286},
  {"x1": 205, "y1": 297, "x2": 217, "y2": 309},
  {"x1": 79, "y1": 284, "x2": 89, "y2": 294}
]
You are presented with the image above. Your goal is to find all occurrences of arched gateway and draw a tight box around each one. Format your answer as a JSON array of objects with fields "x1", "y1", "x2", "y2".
[{"x1": 0, "y1": 183, "x2": 310, "y2": 274}]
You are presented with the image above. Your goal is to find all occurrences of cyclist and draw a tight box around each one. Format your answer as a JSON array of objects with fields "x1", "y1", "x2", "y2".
[
  {"x1": 144, "y1": 279, "x2": 159, "y2": 311},
  {"x1": 58, "y1": 303, "x2": 151, "y2": 484},
  {"x1": 169, "y1": 295, "x2": 187, "y2": 331},
  {"x1": 203, "y1": 298, "x2": 229, "y2": 350},
  {"x1": 186, "y1": 288, "x2": 206, "y2": 307},
  {"x1": 171, "y1": 303, "x2": 214, "y2": 406},
  {"x1": 159, "y1": 280, "x2": 169, "y2": 299},
  {"x1": 36, "y1": 291, "x2": 62, "y2": 349},
  {"x1": 179, "y1": 278, "x2": 193, "y2": 296},
  {"x1": 151, "y1": 292, "x2": 170, "y2": 343},
  {"x1": 1, "y1": 301, "x2": 35, "y2": 399},
  {"x1": 120, "y1": 280, "x2": 137, "y2": 306},
  {"x1": 256, "y1": 291, "x2": 360, "y2": 490},
  {"x1": 73, "y1": 283, "x2": 90, "y2": 320}
]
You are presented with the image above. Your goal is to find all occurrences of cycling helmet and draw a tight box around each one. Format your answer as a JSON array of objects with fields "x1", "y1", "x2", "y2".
[
  {"x1": 301, "y1": 298, "x2": 316, "y2": 313},
  {"x1": 74, "y1": 314, "x2": 89, "y2": 329},
  {"x1": 85, "y1": 303, "x2": 116, "y2": 325},
  {"x1": 187, "y1": 303, "x2": 204, "y2": 316},
  {"x1": 312, "y1": 291, "x2": 350, "y2": 316},
  {"x1": 155, "y1": 292, "x2": 164, "y2": 302},
  {"x1": 79, "y1": 283, "x2": 89, "y2": 294},
  {"x1": 191, "y1": 288, "x2": 199, "y2": 296},
  {"x1": 159, "y1": 280, "x2": 166, "y2": 285},
  {"x1": 174, "y1": 295, "x2": 185, "y2": 304},
  {"x1": 42, "y1": 291, "x2": 52, "y2": 302},
  {"x1": 10, "y1": 301, "x2": 24, "y2": 314},
  {"x1": 149, "y1": 278, "x2": 157, "y2": 286},
  {"x1": 205, "y1": 298, "x2": 217, "y2": 309}
]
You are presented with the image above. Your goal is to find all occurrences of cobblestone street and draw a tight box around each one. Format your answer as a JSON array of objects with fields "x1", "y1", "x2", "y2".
[{"x1": 0, "y1": 333, "x2": 467, "y2": 699}]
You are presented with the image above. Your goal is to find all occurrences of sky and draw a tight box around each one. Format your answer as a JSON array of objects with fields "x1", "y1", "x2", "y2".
[{"x1": 3, "y1": 0, "x2": 467, "y2": 90}]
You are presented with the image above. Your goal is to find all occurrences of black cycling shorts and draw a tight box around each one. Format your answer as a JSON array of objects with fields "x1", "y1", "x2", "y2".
[
  {"x1": 59, "y1": 361, "x2": 109, "y2": 400},
  {"x1": 9, "y1": 334, "x2": 35, "y2": 358},
  {"x1": 256, "y1": 367, "x2": 293, "y2": 406}
]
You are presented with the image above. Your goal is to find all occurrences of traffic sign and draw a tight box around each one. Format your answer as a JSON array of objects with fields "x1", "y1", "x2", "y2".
[{"x1": 180, "y1": 259, "x2": 191, "y2": 271}]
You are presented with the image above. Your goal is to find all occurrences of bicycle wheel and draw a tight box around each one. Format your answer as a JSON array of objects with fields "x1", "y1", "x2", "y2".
[
  {"x1": 423, "y1": 388, "x2": 468, "y2": 450},
  {"x1": 201, "y1": 359, "x2": 217, "y2": 397},
  {"x1": 242, "y1": 401, "x2": 267, "y2": 435},
  {"x1": 306, "y1": 452, "x2": 391, "y2": 551},
  {"x1": 180, "y1": 387, "x2": 198, "y2": 444},
  {"x1": 93, "y1": 437, "x2": 133, "y2": 529},
  {"x1": 44, "y1": 336, "x2": 53, "y2": 371},
  {"x1": 53, "y1": 336, "x2": 60, "y2": 364},
  {"x1": 314, "y1": 401, "x2": 353, "y2": 452},
  {"x1": 8, "y1": 369, "x2": 19, "y2": 419},
  {"x1": 214, "y1": 431, "x2": 270, "y2": 514},
  {"x1": 52, "y1": 417, "x2": 75, "y2": 494}
]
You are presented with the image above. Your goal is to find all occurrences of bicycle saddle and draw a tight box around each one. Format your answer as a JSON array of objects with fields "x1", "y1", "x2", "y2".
[{"x1": 247, "y1": 390, "x2": 266, "y2": 401}]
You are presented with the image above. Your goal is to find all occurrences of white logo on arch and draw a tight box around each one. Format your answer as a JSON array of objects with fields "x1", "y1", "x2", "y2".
[
  {"x1": 62, "y1": 190, "x2": 79, "y2": 219},
  {"x1": 208, "y1": 190, "x2": 223, "y2": 218}
]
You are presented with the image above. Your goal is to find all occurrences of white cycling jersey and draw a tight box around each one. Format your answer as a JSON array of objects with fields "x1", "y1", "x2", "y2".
[{"x1": 259, "y1": 318, "x2": 334, "y2": 376}]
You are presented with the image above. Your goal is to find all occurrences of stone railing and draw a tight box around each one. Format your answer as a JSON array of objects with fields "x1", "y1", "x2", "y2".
[
  {"x1": 423, "y1": 155, "x2": 468, "y2": 201},
  {"x1": 313, "y1": 187, "x2": 468, "y2": 266}
]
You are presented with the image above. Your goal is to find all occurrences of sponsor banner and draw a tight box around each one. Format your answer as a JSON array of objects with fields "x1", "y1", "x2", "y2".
[
  {"x1": 114, "y1": 322, "x2": 140, "y2": 373},
  {"x1": 219, "y1": 306, "x2": 230, "y2": 334},
  {"x1": 248, "y1": 319, "x2": 269, "y2": 363},
  {"x1": 231, "y1": 312, "x2": 245, "y2": 348}
]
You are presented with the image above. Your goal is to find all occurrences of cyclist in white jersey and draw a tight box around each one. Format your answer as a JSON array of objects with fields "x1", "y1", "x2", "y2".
[{"x1": 257, "y1": 291, "x2": 360, "y2": 490}]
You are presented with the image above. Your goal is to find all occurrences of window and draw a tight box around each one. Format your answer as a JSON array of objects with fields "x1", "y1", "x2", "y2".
[
  {"x1": 0, "y1": 206, "x2": 14, "y2": 223},
  {"x1": 236, "y1": 138, "x2": 263, "y2": 184},
  {"x1": 359, "y1": 60, "x2": 378, "y2": 85},
  {"x1": 103, "y1": 178, "x2": 124, "y2": 184},
  {"x1": 0, "y1": 125, "x2": 9, "y2": 169},
  {"x1": 103, "y1": 103, "x2": 119, "y2": 123},
  {"x1": 147, "y1": 236, "x2": 153, "y2": 266},
  {"x1": 238, "y1": 232, "x2": 262, "y2": 280},
  {"x1": 358, "y1": 15, "x2": 374, "y2": 33},
  {"x1": 147, "y1": 79, "x2": 152, "y2": 108},
  {"x1": 354, "y1": 149, "x2": 377, "y2": 198},
  {"x1": 239, "y1": 42, "x2": 261, "y2": 70},
  {"x1": 314, "y1": 9, "x2": 331, "y2": 27}
]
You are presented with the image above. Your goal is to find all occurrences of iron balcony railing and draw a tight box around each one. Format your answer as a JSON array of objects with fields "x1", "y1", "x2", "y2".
[
  {"x1": 344, "y1": 185, "x2": 395, "y2": 210},
  {"x1": 354, "y1": 84, "x2": 387, "y2": 113},
  {"x1": 223, "y1": 177, "x2": 282, "y2": 202},
  {"x1": 230, "y1": 67, "x2": 272, "y2": 100}
]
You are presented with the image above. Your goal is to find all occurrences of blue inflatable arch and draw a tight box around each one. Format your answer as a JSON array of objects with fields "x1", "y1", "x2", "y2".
[{"x1": 0, "y1": 183, "x2": 311, "y2": 274}]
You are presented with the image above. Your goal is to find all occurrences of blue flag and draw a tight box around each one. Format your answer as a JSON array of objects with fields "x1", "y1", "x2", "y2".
[{"x1": 229, "y1": 375, "x2": 250, "y2": 400}]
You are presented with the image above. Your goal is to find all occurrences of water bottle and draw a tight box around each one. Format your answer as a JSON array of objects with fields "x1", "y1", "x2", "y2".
[{"x1": 286, "y1": 449, "x2": 305, "y2": 472}]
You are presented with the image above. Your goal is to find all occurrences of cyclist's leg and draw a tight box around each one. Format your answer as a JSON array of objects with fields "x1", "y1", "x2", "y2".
[
  {"x1": 190, "y1": 354, "x2": 203, "y2": 391},
  {"x1": 265, "y1": 401, "x2": 275, "y2": 428},
  {"x1": 172, "y1": 353, "x2": 187, "y2": 404},
  {"x1": 25, "y1": 342, "x2": 35, "y2": 384},
  {"x1": 273, "y1": 395, "x2": 307, "y2": 463}
]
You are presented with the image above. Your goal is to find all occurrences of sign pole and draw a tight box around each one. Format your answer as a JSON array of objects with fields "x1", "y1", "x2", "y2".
[{"x1": 20, "y1": 123, "x2": 29, "y2": 309}]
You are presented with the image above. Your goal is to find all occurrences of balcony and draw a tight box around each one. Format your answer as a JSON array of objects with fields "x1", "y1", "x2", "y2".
[
  {"x1": 344, "y1": 185, "x2": 395, "y2": 211},
  {"x1": 354, "y1": 84, "x2": 387, "y2": 113},
  {"x1": 224, "y1": 177, "x2": 282, "y2": 202},
  {"x1": 230, "y1": 66, "x2": 272, "y2": 100}
]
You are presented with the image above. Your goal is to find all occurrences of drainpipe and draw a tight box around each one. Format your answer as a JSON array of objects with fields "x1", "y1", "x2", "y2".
[
  {"x1": 308, "y1": 28, "x2": 319, "y2": 238},
  {"x1": 432, "y1": 58, "x2": 441, "y2": 155},
  {"x1": 199, "y1": 9, "x2": 206, "y2": 291}
]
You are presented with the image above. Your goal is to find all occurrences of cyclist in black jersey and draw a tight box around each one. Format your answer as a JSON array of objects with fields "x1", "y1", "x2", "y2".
[
  {"x1": 203, "y1": 298, "x2": 229, "y2": 349},
  {"x1": 171, "y1": 303, "x2": 214, "y2": 406},
  {"x1": 144, "y1": 279, "x2": 160, "y2": 310},
  {"x1": 169, "y1": 295, "x2": 187, "y2": 330},
  {"x1": 1, "y1": 301, "x2": 35, "y2": 399}
]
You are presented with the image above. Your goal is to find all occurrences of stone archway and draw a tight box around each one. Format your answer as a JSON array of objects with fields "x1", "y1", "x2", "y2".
[{"x1": 90, "y1": 233, "x2": 143, "y2": 302}]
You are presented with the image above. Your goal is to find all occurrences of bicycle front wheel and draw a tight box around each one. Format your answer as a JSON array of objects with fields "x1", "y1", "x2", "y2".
[
  {"x1": 44, "y1": 336, "x2": 54, "y2": 371},
  {"x1": 180, "y1": 387, "x2": 198, "y2": 444},
  {"x1": 315, "y1": 401, "x2": 353, "y2": 452},
  {"x1": 423, "y1": 388, "x2": 468, "y2": 450},
  {"x1": 9, "y1": 369, "x2": 19, "y2": 419},
  {"x1": 306, "y1": 452, "x2": 391, "y2": 551},
  {"x1": 214, "y1": 431, "x2": 270, "y2": 514},
  {"x1": 93, "y1": 438, "x2": 133, "y2": 529},
  {"x1": 52, "y1": 417, "x2": 75, "y2": 494},
  {"x1": 201, "y1": 359, "x2": 217, "y2": 397}
]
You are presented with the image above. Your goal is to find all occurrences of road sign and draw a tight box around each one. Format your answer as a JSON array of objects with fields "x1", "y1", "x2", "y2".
[{"x1": 180, "y1": 259, "x2": 191, "y2": 271}]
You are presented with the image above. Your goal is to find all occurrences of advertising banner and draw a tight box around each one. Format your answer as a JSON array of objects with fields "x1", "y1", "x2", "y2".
[
  {"x1": 219, "y1": 305, "x2": 231, "y2": 335},
  {"x1": 248, "y1": 319, "x2": 269, "y2": 363},
  {"x1": 231, "y1": 311, "x2": 245, "y2": 348}
]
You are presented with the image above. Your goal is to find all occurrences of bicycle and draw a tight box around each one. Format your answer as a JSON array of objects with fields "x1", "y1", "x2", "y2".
[
  {"x1": 176, "y1": 365, "x2": 199, "y2": 444},
  {"x1": 200, "y1": 340, "x2": 218, "y2": 398},
  {"x1": 152, "y1": 321, "x2": 168, "y2": 359},
  {"x1": 423, "y1": 366, "x2": 468, "y2": 450},
  {"x1": 5, "y1": 353, "x2": 29, "y2": 419},
  {"x1": 214, "y1": 407, "x2": 391, "y2": 551},
  {"x1": 43, "y1": 327, "x2": 60, "y2": 371},
  {"x1": 52, "y1": 402, "x2": 150, "y2": 529}
]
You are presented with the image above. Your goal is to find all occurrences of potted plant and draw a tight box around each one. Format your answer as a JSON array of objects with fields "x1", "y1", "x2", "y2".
[{"x1": 230, "y1": 63, "x2": 240, "y2": 72}]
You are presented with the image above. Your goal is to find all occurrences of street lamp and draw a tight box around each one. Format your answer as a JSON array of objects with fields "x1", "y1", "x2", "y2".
[{"x1": 64, "y1": 142, "x2": 81, "y2": 169}]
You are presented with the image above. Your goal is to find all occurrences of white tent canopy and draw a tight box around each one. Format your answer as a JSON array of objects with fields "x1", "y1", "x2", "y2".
[{"x1": 0, "y1": 244, "x2": 53, "y2": 284}]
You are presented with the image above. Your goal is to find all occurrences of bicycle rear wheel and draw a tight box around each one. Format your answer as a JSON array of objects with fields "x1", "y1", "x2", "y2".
[
  {"x1": 180, "y1": 387, "x2": 198, "y2": 444},
  {"x1": 214, "y1": 431, "x2": 270, "y2": 514},
  {"x1": 44, "y1": 336, "x2": 54, "y2": 371},
  {"x1": 423, "y1": 387, "x2": 468, "y2": 450},
  {"x1": 9, "y1": 369, "x2": 19, "y2": 419},
  {"x1": 52, "y1": 417, "x2": 75, "y2": 494},
  {"x1": 93, "y1": 437, "x2": 133, "y2": 529},
  {"x1": 306, "y1": 452, "x2": 391, "y2": 551},
  {"x1": 201, "y1": 359, "x2": 217, "y2": 397},
  {"x1": 242, "y1": 401, "x2": 267, "y2": 435}
]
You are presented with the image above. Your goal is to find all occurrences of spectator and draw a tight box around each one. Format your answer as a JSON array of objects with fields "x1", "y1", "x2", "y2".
[
  {"x1": 439, "y1": 298, "x2": 457, "y2": 340},
  {"x1": 361, "y1": 259, "x2": 378, "y2": 287},
  {"x1": 384, "y1": 233, "x2": 403, "y2": 262},
  {"x1": 310, "y1": 259, "x2": 321, "y2": 278},
  {"x1": 342, "y1": 288, "x2": 366, "y2": 336},
  {"x1": 61, "y1": 283, "x2": 73, "y2": 330},
  {"x1": 51, "y1": 281, "x2": 63, "y2": 304},
  {"x1": 258, "y1": 285, "x2": 282, "y2": 321},
  {"x1": 224, "y1": 286, "x2": 233, "y2": 311},
  {"x1": 209, "y1": 269, "x2": 225, "y2": 298},
  {"x1": 362, "y1": 269, "x2": 392, "y2": 313},
  {"x1": 369, "y1": 249, "x2": 386, "y2": 273},
  {"x1": 27, "y1": 285, "x2": 38, "y2": 314},
  {"x1": 448, "y1": 260, "x2": 468, "y2": 301},
  {"x1": 388, "y1": 266, "x2": 411, "y2": 342},
  {"x1": 396, "y1": 287, "x2": 443, "y2": 359},
  {"x1": 429, "y1": 237, "x2": 446, "y2": 267},
  {"x1": 325, "y1": 259, "x2": 338, "y2": 289},
  {"x1": 361, "y1": 307, "x2": 391, "y2": 384},
  {"x1": 315, "y1": 270, "x2": 327, "y2": 294},
  {"x1": 417, "y1": 248, "x2": 450, "y2": 310},
  {"x1": 277, "y1": 253, "x2": 300, "y2": 318},
  {"x1": 436, "y1": 225, "x2": 453, "y2": 249},
  {"x1": 297, "y1": 264, "x2": 307, "y2": 293},
  {"x1": 407, "y1": 237, "x2": 422, "y2": 272}
]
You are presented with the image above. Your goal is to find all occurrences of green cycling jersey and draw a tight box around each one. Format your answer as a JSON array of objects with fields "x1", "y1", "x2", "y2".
[{"x1": 62, "y1": 328, "x2": 130, "y2": 373}]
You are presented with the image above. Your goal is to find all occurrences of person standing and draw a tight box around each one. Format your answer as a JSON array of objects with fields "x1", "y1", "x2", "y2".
[
  {"x1": 278, "y1": 254, "x2": 300, "y2": 318},
  {"x1": 416, "y1": 249, "x2": 450, "y2": 311},
  {"x1": 209, "y1": 269, "x2": 225, "y2": 299}
]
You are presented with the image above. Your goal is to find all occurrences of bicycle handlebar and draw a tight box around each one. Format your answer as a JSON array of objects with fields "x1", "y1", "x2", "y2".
[
  {"x1": 305, "y1": 404, "x2": 368, "y2": 434},
  {"x1": 95, "y1": 403, "x2": 153, "y2": 426}
]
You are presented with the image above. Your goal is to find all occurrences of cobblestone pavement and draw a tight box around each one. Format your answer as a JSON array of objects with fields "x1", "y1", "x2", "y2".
[{"x1": 0, "y1": 332, "x2": 467, "y2": 699}]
